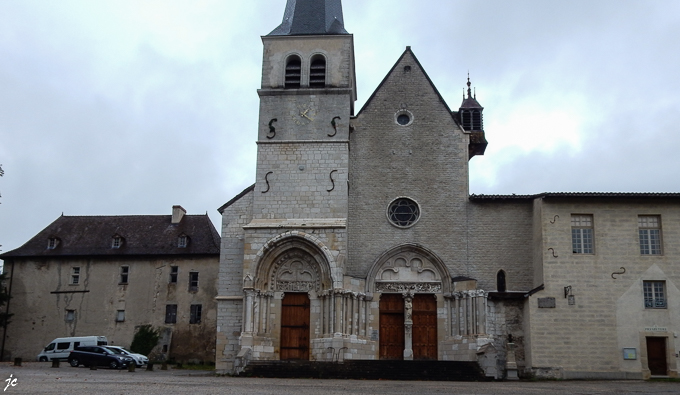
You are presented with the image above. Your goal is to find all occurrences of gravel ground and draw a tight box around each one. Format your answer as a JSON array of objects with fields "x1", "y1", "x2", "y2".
[{"x1": 1, "y1": 362, "x2": 679, "y2": 395}]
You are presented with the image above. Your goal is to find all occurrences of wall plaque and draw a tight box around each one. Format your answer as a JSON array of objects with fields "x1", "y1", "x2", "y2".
[{"x1": 538, "y1": 297, "x2": 556, "y2": 308}]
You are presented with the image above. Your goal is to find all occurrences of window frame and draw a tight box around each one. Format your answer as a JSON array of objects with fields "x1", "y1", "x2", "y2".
[
  {"x1": 638, "y1": 215, "x2": 662, "y2": 255},
  {"x1": 112, "y1": 235, "x2": 123, "y2": 249},
  {"x1": 70, "y1": 267, "x2": 81, "y2": 285},
  {"x1": 165, "y1": 304, "x2": 178, "y2": 324},
  {"x1": 119, "y1": 266, "x2": 129, "y2": 284},
  {"x1": 169, "y1": 266, "x2": 178, "y2": 284},
  {"x1": 115, "y1": 310, "x2": 125, "y2": 322},
  {"x1": 189, "y1": 271, "x2": 199, "y2": 292},
  {"x1": 189, "y1": 304, "x2": 202, "y2": 324},
  {"x1": 47, "y1": 238, "x2": 58, "y2": 249},
  {"x1": 178, "y1": 235, "x2": 188, "y2": 248},
  {"x1": 571, "y1": 214, "x2": 594, "y2": 254},
  {"x1": 643, "y1": 280, "x2": 666, "y2": 309},
  {"x1": 65, "y1": 310, "x2": 75, "y2": 322}
]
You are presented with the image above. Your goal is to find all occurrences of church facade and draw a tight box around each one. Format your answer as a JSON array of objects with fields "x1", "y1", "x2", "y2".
[{"x1": 215, "y1": 0, "x2": 680, "y2": 379}]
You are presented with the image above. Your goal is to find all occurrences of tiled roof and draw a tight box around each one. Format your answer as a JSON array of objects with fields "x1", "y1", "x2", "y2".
[
  {"x1": 1, "y1": 214, "x2": 220, "y2": 259},
  {"x1": 268, "y1": 0, "x2": 349, "y2": 36},
  {"x1": 469, "y1": 192, "x2": 680, "y2": 200}
]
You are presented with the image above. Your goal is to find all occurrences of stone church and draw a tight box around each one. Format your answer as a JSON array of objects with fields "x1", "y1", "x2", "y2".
[{"x1": 215, "y1": 0, "x2": 680, "y2": 379}]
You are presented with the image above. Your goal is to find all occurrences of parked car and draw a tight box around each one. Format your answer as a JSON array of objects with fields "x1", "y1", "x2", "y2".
[
  {"x1": 68, "y1": 346, "x2": 134, "y2": 369},
  {"x1": 37, "y1": 336, "x2": 108, "y2": 362},
  {"x1": 105, "y1": 346, "x2": 149, "y2": 367}
]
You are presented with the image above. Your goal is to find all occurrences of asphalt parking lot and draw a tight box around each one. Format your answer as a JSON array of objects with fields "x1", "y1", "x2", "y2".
[{"x1": 1, "y1": 362, "x2": 679, "y2": 395}]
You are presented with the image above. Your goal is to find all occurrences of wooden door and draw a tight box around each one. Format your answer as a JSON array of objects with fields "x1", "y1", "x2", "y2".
[
  {"x1": 280, "y1": 293, "x2": 310, "y2": 360},
  {"x1": 647, "y1": 337, "x2": 667, "y2": 375},
  {"x1": 379, "y1": 294, "x2": 404, "y2": 360},
  {"x1": 413, "y1": 294, "x2": 437, "y2": 360}
]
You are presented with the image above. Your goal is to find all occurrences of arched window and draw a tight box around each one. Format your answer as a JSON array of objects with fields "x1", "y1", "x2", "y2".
[
  {"x1": 285, "y1": 55, "x2": 301, "y2": 88},
  {"x1": 309, "y1": 55, "x2": 326, "y2": 88},
  {"x1": 497, "y1": 270, "x2": 506, "y2": 292}
]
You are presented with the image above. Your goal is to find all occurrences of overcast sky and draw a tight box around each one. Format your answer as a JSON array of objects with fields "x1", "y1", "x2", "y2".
[{"x1": 1, "y1": 0, "x2": 680, "y2": 254}]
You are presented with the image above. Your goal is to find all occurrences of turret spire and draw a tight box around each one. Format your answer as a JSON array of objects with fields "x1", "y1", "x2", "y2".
[{"x1": 268, "y1": 0, "x2": 349, "y2": 36}]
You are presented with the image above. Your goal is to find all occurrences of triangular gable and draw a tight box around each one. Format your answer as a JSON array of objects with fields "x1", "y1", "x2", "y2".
[{"x1": 356, "y1": 46, "x2": 460, "y2": 127}]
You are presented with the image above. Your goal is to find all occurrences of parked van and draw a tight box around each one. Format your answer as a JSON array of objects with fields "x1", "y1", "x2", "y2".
[{"x1": 37, "y1": 336, "x2": 108, "y2": 361}]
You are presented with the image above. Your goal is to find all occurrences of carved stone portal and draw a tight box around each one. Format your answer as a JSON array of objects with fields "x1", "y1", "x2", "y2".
[
  {"x1": 373, "y1": 250, "x2": 443, "y2": 293},
  {"x1": 270, "y1": 249, "x2": 320, "y2": 292}
]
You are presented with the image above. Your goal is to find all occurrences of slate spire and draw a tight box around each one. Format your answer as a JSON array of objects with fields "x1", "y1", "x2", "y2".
[{"x1": 268, "y1": 0, "x2": 349, "y2": 36}]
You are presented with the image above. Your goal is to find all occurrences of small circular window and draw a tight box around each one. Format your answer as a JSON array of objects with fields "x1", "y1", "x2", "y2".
[
  {"x1": 387, "y1": 197, "x2": 420, "y2": 228},
  {"x1": 395, "y1": 110, "x2": 413, "y2": 126}
]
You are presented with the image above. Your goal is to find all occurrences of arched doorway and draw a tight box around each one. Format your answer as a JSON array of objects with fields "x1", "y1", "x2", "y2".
[
  {"x1": 251, "y1": 234, "x2": 334, "y2": 361},
  {"x1": 368, "y1": 244, "x2": 451, "y2": 361}
]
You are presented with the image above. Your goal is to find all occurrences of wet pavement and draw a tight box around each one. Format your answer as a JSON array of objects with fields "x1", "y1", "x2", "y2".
[{"x1": 1, "y1": 362, "x2": 679, "y2": 394}]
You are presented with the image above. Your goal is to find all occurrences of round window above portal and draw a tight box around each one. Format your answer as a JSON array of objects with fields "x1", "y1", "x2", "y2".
[{"x1": 387, "y1": 197, "x2": 421, "y2": 228}]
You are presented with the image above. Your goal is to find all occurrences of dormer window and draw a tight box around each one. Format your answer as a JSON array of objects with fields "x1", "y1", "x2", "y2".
[
  {"x1": 309, "y1": 55, "x2": 326, "y2": 88},
  {"x1": 47, "y1": 238, "x2": 59, "y2": 249},
  {"x1": 285, "y1": 55, "x2": 301, "y2": 88},
  {"x1": 178, "y1": 235, "x2": 188, "y2": 248},
  {"x1": 111, "y1": 235, "x2": 123, "y2": 249}
]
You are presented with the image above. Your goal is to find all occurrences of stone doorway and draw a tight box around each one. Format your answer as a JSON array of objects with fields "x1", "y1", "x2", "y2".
[
  {"x1": 646, "y1": 336, "x2": 667, "y2": 375},
  {"x1": 280, "y1": 292, "x2": 310, "y2": 360}
]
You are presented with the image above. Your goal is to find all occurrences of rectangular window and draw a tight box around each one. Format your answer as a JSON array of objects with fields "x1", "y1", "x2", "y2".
[
  {"x1": 65, "y1": 310, "x2": 75, "y2": 322},
  {"x1": 169, "y1": 266, "x2": 178, "y2": 284},
  {"x1": 189, "y1": 272, "x2": 199, "y2": 292},
  {"x1": 644, "y1": 281, "x2": 666, "y2": 308},
  {"x1": 190, "y1": 304, "x2": 202, "y2": 324},
  {"x1": 112, "y1": 236, "x2": 122, "y2": 249},
  {"x1": 178, "y1": 236, "x2": 187, "y2": 248},
  {"x1": 639, "y1": 215, "x2": 662, "y2": 255},
  {"x1": 571, "y1": 214, "x2": 594, "y2": 254},
  {"x1": 120, "y1": 266, "x2": 129, "y2": 284},
  {"x1": 165, "y1": 304, "x2": 177, "y2": 324},
  {"x1": 115, "y1": 310, "x2": 125, "y2": 322},
  {"x1": 70, "y1": 267, "x2": 80, "y2": 285}
]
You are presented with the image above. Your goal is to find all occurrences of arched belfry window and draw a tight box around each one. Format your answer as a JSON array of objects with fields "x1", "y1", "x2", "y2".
[
  {"x1": 309, "y1": 55, "x2": 326, "y2": 88},
  {"x1": 285, "y1": 55, "x2": 301, "y2": 89},
  {"x1": 497, "y1": 270, "x2": 507, "y2": 293}
]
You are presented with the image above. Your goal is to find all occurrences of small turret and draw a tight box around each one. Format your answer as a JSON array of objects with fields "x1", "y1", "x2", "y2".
[{"x1": 459, "y1": 74, "x2": 487, "y2": 159}]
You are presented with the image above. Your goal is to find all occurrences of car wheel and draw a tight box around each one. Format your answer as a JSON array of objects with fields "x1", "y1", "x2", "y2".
[
  {"x1": 39, "y1": 356, "x2": 48, "y2": 362},
  {"x1": 109, "y1": 360, "x2": 119, "y2": 369},
  {"x1": 69, "y1": 358, "x2": 79, "y2": 367}
]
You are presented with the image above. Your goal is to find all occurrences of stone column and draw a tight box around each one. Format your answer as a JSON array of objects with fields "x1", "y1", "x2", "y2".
[{"x1": 403, "y1": 292, "x2": 414, "y2": 360}]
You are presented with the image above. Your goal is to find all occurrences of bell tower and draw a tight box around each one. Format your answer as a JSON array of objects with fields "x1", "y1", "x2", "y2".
[{"x1": 252, "y1": 0, "x2": 356, "y2": 222}]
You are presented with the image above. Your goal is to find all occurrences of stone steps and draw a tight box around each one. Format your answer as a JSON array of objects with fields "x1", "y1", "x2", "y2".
[{"x1": 240, "y1": 360, "x2": 490, "y2": 381}]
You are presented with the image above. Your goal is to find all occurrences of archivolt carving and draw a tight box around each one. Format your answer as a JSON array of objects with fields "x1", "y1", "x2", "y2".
[
  {"x1": 368, "y1": 244, "x2": 451, "y2": 294},
  {"x1": 269, "y1": 250, "x2": 321, "y2": 292}
]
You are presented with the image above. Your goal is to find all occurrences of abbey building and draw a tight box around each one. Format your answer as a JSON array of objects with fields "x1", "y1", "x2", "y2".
[{"x1": 214, "y1": 0, "x2": 680, "y2": 380}]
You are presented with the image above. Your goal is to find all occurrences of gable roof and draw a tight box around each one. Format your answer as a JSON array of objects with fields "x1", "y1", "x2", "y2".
[
  {"x1": 268, "y1": 0, "x2": 349, "y2": 36},
  {"x1": 1, "y1": 214, "x2": 220, "y2": 259},
  {"x1": 218, "y1": 183, "x2": 255, "y2": 214},
  {"x1": 356, "y1": 46, "x2": 460, "y2": 128}
]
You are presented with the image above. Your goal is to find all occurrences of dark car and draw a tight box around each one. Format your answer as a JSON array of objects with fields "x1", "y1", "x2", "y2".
[{"x1": 68, "y1": 346, "x2": 134, "y2": 369}]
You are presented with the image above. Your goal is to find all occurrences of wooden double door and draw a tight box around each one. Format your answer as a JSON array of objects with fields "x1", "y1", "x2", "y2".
[
  {"x1": 379, "y1": 294, "x2": 438, "y2": 360},
  {"x1": 280, "y1": 293, "x2": 310, "y2": 360}
]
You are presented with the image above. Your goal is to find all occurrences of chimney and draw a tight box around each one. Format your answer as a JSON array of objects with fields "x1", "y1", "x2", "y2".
[{"x1": 172, "y1": 205, "x2": 186, "y2": 224}]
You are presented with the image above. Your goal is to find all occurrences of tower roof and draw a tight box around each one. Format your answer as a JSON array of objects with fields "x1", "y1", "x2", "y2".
[
  {"x1": 268, "y1": 0, "x2": 349, "y2": 36},
  {"x1": 460, "y1": 74, "x2": 483, "y2": 109}
]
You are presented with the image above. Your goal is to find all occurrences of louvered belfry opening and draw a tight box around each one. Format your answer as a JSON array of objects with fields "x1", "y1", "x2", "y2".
[
  {"x1": 285, "y1": 56, "x2": 302, "y2": 88},
  {"x1": 461, "y1": 110, "x2": 483, "y2": 131},
  {"x1": 309, "y1": 55, "x2": 326, "y2": 88}
]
